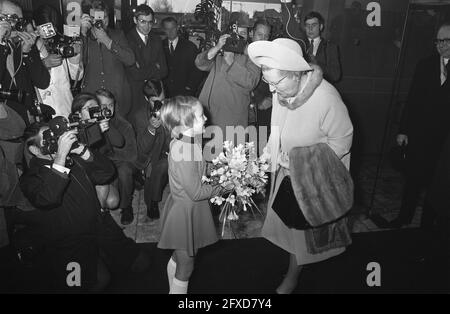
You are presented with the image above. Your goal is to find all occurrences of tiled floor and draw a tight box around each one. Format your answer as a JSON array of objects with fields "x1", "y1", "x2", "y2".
[{"x1": 110, "y1": 156, "x2": 421, "y2": 243}]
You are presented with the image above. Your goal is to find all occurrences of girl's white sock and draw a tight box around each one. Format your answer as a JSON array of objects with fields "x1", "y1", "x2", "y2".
[
  {"x1": 169, "y1": 278, "x2": 189, "y2": 294},
  {"x1": 167, "y1": 257, "x2": 177, "y2": 291}
]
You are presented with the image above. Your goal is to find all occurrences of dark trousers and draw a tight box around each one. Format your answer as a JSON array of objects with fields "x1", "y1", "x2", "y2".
[
  {"x1": 398, "y1": 174, "x2": 429, "y2": 224},
  {"x1": 144, "y1": 158, "x2": 168, "y2": 206},
  {"x1": 112, "y1": 160, "x2": 135, "y2": 209}
]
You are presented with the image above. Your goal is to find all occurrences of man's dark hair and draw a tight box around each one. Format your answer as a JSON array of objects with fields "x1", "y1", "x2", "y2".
[
  {"x1": 161, "y1": 16, "x2": 178, "y2": 27},
  {"x1": 95, "y1": 88, "x2": 116, "y2": 105},
  {"x1": 304, "y1": 11, "x2": 325, "y2": 27},
  {"x1": 134, "y1": 4, "x2": 154, "y2": 18},
  {"x1": 72, "y1": 92, "x2": 98, "y2": 114},
  {"x1": 24, "y1": 122, "x2": 48, "y2": 148},
  {"x1": 33, "y1": 4, "x2": 63, "y2": 33},
  {"x1": 253, "y1": 18, "x2": 271, "y2": 32},
  {"x1": 82, "y1": 0, "x2": 109, "y2": 14},
  {"x1": 143, "y1": 80, "x2": 164, "y2": 98}
]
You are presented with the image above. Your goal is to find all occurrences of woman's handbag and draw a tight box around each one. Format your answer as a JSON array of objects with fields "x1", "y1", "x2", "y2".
[{"x1": 272, "y1": 176, "x2": 313, "y2": 230}]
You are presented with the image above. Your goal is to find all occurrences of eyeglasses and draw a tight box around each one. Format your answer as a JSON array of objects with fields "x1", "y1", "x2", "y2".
[
  {"x1": 262, "y1": 75, "x2": 289, "y2": 88},
  {"x1": 138, "y1": 19, "x2": 154, "y2": 26},
  {"x1": 435, "y1": 38, "x2": 450, "y2": 46}
]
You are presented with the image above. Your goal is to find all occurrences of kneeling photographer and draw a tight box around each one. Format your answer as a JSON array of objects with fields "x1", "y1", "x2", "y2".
[
  {"x1": 95, "y1": 88, "x2": 137, "y2": 226},
  {"x1": 195, "y1": 21, "x2": 261, "y2": 134},
  {"x1": 33, "y1": 4, "x2": 84, "y2": 118},
  {"x1": 70, "y1": 92, "x2": 122, "y2": 210},
  {"x1": 135, "y1": 80, "x2": 170, "y2": 220},
  {"x1": 19, "y1": 122, "x2": 116, "y2": 292}
]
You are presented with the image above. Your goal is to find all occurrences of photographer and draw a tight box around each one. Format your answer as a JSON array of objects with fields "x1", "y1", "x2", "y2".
[
  {"x1": 195, "y1": 27, "x2": 261, "y2": 134},
  {"x1": 80, "y1": 0, "x2": 134, "y2": 118},
  {"x1": 0, "y1": 0, "x2": 50, "y2": 124},
  {"x1": 71, "y1": 92, "x2": 123, "y2": 210},
  {"x1": 135, "y1": 80, "x2": 170, "y2": 220},
  {"x1": 96, "y1": 88, "x2": 137, "y2": 226},
  {"x1": 33, "y1": 4, "x2": 84, "y2": 118},
  {"x1": 20, "y1": 123, "x2": 116, "y2": 292}
]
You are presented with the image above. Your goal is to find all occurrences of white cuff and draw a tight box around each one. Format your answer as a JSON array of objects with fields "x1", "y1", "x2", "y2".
[{"x1": 52, "y1": 163, "x2": 71, "y2": 175}]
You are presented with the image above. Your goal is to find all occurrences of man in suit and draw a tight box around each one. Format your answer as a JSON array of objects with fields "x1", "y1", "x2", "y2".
[
  {"x1": 161, "y1": 17, "x2": 203, "y2": 98},
  {"x1": 0, "y1": 0, "x2": 50, "y2": 124},
  {"x1": 391, "y1": 21, "x2": 450, "y2": 228},
  {"x1": 126, "y1": 4, "x2": 167, "y2": 127},
  {"x1": 304, "y1": 11, "x2": 342, "y2": 84},
  {"x1": 80, "y1": 0, "x2": 135, "y2": 118}
]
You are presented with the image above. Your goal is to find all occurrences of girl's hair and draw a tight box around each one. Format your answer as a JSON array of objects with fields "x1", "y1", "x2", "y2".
[
  {"x1": 72, "y1": 92, "x2": 98, "y2": 113},
  {"x1": 160, "y1": 96, "x2": 200, "y2": 138}
]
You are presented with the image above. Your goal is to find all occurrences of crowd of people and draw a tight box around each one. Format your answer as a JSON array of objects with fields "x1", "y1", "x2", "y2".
[{"x1": 0, "y1": 0, "x2": 377, "y2": 294}]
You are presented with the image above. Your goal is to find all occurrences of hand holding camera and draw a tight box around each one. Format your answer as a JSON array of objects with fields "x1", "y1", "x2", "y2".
[
  {"x1": 16, "y1": 30, "x2": 38, "y2": 53},
  {"x1": 42, "y1": 53, "x2": 63, "y2": 69},
  {"x1": 217, "y1": 34, "x2": 230, "y2": 50},
  {"x1": 92, "y1": 26, "x2": 112, "y2": 48},
  {"x1": 80, "y1": 14, "x2": 92, "y2": 36},
  {"x1": 149, "y1": 116, "x2": 161, "y2": 130},
  {"x1": 54, "y1": 130, "x2": 78, "y2": 167}
]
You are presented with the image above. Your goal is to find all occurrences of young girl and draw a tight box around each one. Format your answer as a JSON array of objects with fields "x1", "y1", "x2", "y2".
[{"x1": 158, "y1": 96, "x2": 222, "y2": 294}]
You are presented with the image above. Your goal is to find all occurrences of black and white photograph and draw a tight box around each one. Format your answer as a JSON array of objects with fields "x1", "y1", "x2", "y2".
[{"x1": 0, "y1": 0, "x2": 449, "y2": 297}]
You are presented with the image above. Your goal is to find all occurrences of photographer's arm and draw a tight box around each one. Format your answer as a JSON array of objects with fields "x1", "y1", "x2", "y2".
[
  {"x1": 20, "y1": 166, "x2": 70, "y2": 210},
  {"x1": 105, "y1": 123, "x2": 125, "y2": 148},
  {"x1": 195, "y1": 50, "x2": 214, "y2": 72},
  {"x1": 26, "y1": 45, "x2": 51, "y2": 89},
  {"x1": 0, "y1": 44, "x2": 8, "y2": 82},
  {"x1": 108, "y1": 31, "x2": 135, "y2": 67}
]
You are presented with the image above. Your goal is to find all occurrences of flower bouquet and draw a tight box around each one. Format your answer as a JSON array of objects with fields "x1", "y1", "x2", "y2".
[{"x1": 202, "y1": 141, "x2": 271, "y2": 237}]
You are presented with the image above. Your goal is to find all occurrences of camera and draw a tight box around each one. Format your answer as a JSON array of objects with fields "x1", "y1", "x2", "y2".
[
  {"x1": 90, "y1": 10, "x2": 105, "y2": 29},
  {"x1": 149, "y1": 100, "x2": 163, "y2": 119},
  {"x1": 0, "y1": 14, "x2": 28, "y2": 32},
  {"x1": 46, "y1": 35, "x2": 78, "y2": 58},
  {"x1": 41, "y1": 116, "x2": 104, "y2": 155},
  {"x1": 222, "y1": 22, "x2": 247, "y2": 54}
]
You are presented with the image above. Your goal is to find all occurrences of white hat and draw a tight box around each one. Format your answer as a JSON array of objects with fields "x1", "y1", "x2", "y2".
[{"x1": 248, "y1": 38, "x2": 312, "y2": 72}]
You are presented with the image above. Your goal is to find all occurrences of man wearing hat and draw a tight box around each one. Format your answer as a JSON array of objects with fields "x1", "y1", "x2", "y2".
[{"x1": 248, "y1": 38, "x2": 353, "y2": 294}]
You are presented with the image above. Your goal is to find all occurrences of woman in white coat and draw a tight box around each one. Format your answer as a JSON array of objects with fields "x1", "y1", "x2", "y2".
[{"x1": 248, "y1": 39, "x2": 354, "y2": 294}]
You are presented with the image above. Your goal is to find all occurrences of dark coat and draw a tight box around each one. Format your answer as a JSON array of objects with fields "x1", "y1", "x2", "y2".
[
  {"x1": 306, "y1": 38, "x2": 342, "y2": 84},
  {"x1": 427, "y1": 134, "x2": 450, "y2": 218},
  {"x1": 19, "y1": 151, "x2": 116, "y2": 244},
  {"x1": 81, "y1": 29, "x2": 135, "y2": 118},
  {"x1": 134, "y1": 103, "x2": 170, "y2": 171},
  {"x1": 126, "y1": 28, "x2": 168, "y2": 119},
  {"x1": 399, "y1": 54, "x2": 450, "y2": 182},
  {"x1": 0, "y1": 43, "x2": 50, "y2": 124},
  {"x1": 162, "y1": 37, "x2": 203, "y2": 97}
]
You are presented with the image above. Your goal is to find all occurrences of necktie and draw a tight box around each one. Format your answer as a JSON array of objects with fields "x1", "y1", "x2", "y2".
[
  {"x1": 170, "y1": 42, "x2": 175, "y2": 54},
  {"x1": 309, "y1": 39, "x2": 315, "y2": 56},
  {"x1": 144, "y1": 35, "x2": 148, "y2": 45},
  {"x1": 446, "y1": 61, "x2": 450, "y2": 80}
]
